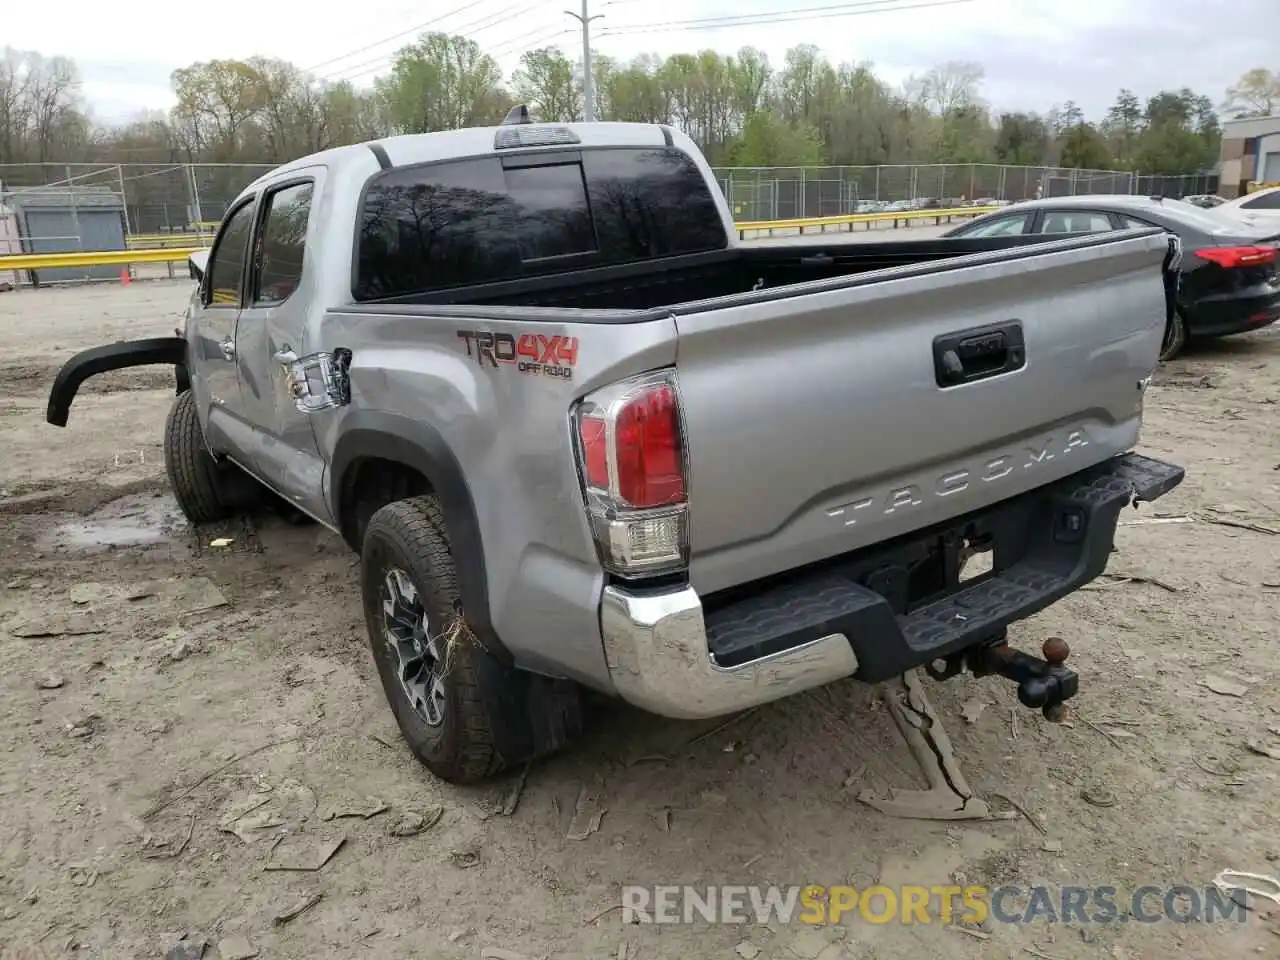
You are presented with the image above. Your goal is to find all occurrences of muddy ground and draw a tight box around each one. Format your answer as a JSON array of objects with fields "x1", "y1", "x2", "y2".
[{"x1": 0, "y1": 280, "x2": 1278, "y2": 960}]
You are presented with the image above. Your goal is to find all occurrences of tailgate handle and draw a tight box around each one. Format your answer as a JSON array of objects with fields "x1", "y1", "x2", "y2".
[{"x1": 933, "y1": 321, "x2": 1026, "y2": 388}]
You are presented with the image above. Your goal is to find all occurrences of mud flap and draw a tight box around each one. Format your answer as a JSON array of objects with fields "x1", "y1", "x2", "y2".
[
  {"x1": 472, "y1": 655, "x2": 584, "y2": 768},
  {"x1": 46, "y1": 336, "x2": 188, "y2": 427}
]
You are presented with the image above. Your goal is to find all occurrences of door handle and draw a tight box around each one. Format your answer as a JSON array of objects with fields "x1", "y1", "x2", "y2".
[{"x1": 219, "y1": 338, "x2": 235, "y2": 360}]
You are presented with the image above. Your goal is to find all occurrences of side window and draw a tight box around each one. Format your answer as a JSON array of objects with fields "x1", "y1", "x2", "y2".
[
  {"x1": 1121, "y1": 215, "x2": 1154, "y2": 229},
  {"x1": 206, "y1": 200, "x2": 256, "y2": 306},
  {"x1": 961, "y1": 213, "x2": 1031, "y2": 238},
  {"x1": 1241, "y1": 191, "x2": 1280, "y2": 210},
  {"x1": 255, "y1": 182, "x2": 314, "y2": 306},
  {"x1": 1037, "y1": 211, "x2": 1113, "y2": 235}
]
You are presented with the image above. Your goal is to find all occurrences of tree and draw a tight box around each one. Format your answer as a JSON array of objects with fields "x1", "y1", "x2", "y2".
[
  {"x1": 1059, "y1": 123, "x2": 1112, "y2": 170},
  {"x1": 513, "y1": 48, "x2": 580, "y2": 122},
  {"x1": 724, "y1": 111, "x2": 823, "y2": 167},
  {"x1": 375, "y1": 33, "x2": 505, "y2": 134},
  {"x1": 1223, "y1": 68, "x2": 1279, "y2": 119},
  {"x1": 0, "y1": 38, "x2": 1230, "y2": 194},
  {"x1": 995, "y1": 113, "x2": 1050, "y2": 166}
]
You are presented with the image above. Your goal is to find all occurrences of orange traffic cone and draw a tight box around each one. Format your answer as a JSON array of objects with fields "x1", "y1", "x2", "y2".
[{"x1": 119, "y1": 267, "x2": 132, "y2": 286}]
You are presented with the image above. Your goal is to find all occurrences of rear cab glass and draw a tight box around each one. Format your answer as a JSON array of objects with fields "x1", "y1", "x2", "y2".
[{"x1": 353, "y1": 147, "x2": 728, "y2": 300}]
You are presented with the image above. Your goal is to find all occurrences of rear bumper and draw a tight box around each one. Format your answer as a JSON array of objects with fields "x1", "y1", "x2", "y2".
[
  {"x1": 600, "y1": 451, "x2": 1184, "y2": 720},
  {"x1": 1185, "y1": 291, "x2": 1280, "y2": 338},
  {"x1": 46, "y1": 336, "x2": 189, "y2": 426}
]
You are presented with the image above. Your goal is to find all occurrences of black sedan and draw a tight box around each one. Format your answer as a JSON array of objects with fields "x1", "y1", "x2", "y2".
[{"x1": 943, "y1": 195, "x2": 1280, "y2": 360}]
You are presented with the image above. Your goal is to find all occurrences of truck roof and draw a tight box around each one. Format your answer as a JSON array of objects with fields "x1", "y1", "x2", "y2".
[{"x1": 244, "y1": 120, "x2": 678, "y2": 194}]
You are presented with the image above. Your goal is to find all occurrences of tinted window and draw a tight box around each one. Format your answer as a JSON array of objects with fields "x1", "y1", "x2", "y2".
[
  {"x1": 207, "y1": 201, "x2": 254, "y2": 306},
  {"x1": 504, "y1": 164, "x2": 596, "y2": 260},
  {"x1": 1241, "y1": 190, "x2": 1280, "y2": 210},
  {"x1": 255, "y1": 182, "x2": 313, "y2": 306},
  {"x1": 355, "y1": 147, "x2": 727, "y2": 300},
  {"x1": 960, "y1": 213, "x2": 1030, "y2": 237},
  {"x1": 1037, "y1": 211, "x2": 1113, "y2": 234}
]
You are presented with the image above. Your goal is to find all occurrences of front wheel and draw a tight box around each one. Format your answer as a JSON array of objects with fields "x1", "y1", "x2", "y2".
[
  {"x1": 163, "y1": 390, "x2": 254, "y2": 523},
  {"x1": 1159, "y1": 309, "x2": 1188, "y2": 362},
  {"x1": 360, "y1": 495, "x2": 582, "y2": 783}
]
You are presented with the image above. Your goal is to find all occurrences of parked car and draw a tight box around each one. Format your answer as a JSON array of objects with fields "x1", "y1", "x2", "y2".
[
  {"x1": 1215, "y1": 186, "x2": 1280, "y2": 228},
  {"x1": 942, "y1": 194, "x2": 1280, "y2": 361},
  {"x1": 44, "y1": 114, "x2": 1184, "y2": 784}
]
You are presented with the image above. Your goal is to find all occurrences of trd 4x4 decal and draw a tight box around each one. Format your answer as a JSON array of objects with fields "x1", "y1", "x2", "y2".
[{"x1": 456, "y1": 330, "x2": 579, "y2": 380}]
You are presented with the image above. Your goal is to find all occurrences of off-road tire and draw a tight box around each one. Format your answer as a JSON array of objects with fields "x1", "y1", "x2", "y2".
[
  {"x1": 1159, "y1": 308, "x2": 1188, "y2": 362},
  {"x1": 361, "y1": 495, "x2": 505, "y2": 784},
  {"x1": 163, "y1": 390, "x2": 241, "y2": 524}
]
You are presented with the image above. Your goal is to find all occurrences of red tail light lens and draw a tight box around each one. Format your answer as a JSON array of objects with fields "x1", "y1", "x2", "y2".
[
  {"x1": 573, "y1": 369, "x2": 690, "y2": 578},
  {"x1": 614, "y1": 384, "x2": 685, "y2": 508},
  {"x1": 579, "y1": 415, "x2": 609, "y2": 489},
  {"x1": 1195, "y1": 246, "x2": 1278, "y2": 268}
]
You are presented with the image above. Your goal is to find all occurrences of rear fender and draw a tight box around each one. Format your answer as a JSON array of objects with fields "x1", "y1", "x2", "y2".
[{"x1": 46, "y1": 336, "x2": 189, "y2": 427}]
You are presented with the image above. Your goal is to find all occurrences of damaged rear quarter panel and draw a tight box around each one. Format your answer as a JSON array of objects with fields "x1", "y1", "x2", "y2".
[{"x1": 310, "y1": 306, "x2": 679, "y2": 691}]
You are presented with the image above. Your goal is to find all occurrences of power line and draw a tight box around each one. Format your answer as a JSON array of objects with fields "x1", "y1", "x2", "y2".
[
  {"x1": 600, "y1": 0, "x2": 974, "y2": 36},
  {"x1": 321, "y1": 2, "x2": 542, "y2": 83},
  {"x1": 301, "y1": 3, "x2": 476, "y2": 73}
]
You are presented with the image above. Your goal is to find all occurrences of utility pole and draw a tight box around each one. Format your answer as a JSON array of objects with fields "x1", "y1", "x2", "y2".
[{"x1": 565, "y1": 0, "x2": 603, "y2": 121}]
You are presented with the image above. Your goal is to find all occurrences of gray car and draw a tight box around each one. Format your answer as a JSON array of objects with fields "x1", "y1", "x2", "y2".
[{"x1": 44, "y1": 117, "x2": 1184, "y2": 783}]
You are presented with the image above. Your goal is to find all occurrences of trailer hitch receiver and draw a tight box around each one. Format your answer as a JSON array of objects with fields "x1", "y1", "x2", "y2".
[{"x1": 968, "y1": 636, "x2": 1077, "y2": 722}]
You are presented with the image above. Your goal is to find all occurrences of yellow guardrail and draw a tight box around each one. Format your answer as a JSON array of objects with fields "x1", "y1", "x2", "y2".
[
  {"x1": 0, "y1": 247, "x2": 201, "y2": 271},
  {"x1": 734, "y1": 205, "x2": 1000, "y2": 237}
]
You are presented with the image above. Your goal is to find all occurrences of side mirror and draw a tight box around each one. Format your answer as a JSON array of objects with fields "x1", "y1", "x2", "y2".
[{"x1": 188, "y1": 249, "x2": 209, "y2": 283}]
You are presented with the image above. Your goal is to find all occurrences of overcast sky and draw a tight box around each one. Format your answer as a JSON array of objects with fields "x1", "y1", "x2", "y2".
[{"x1": 6, "y1": 0, "x2": 1276, "y2": 126}]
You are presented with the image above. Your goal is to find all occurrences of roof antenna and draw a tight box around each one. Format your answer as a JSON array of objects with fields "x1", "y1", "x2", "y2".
[{"x1": 502, "y1": 104, "x2": 532, "y2": 126}]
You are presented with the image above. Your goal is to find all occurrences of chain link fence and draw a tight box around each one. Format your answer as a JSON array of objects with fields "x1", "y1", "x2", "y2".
[
  {"x1": 711, "y1": 164, "x2": 1220, "y2": 221},
  {"x1": 0, "y1": 161, "x2": 1223, "y2": 258},
  {"x1": 0, "y1": 162, "x2": 274, "y2": 241}
]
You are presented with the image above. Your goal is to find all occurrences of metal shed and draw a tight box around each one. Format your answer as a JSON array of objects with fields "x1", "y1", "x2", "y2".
[{"x1": 6, "y1": 185, "x2": 127, "y2": 283}]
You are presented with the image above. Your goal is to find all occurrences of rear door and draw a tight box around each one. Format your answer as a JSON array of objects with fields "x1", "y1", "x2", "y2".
[
  {"x1": 234, "y1": 173, "x2": 332, "y2": 522},
  {"x1": 670, "y1": 230, "x2": 1174, "y2": 595},
  {"x1": 190, "y1": 196, "x2": 257, "y2": 459}
]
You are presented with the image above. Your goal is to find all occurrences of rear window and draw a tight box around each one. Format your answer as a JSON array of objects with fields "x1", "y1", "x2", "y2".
[{"x1": 354, "y1": 147, "x2": 728, "y2": 300}]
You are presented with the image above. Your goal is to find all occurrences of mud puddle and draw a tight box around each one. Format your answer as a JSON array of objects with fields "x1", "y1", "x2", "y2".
[{"x1": 38, "y1": 492, "x2": 188, "y2": 553}]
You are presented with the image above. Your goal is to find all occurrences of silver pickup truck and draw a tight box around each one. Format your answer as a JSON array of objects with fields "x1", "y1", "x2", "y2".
[{"x1": 47, "y1": 111, "x2": 1185, "y2": 783}]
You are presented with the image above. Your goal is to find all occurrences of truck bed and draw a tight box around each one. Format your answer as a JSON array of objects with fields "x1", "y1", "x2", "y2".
[{"x1": 369, "y1": 233, "x2": 1146, "y2": 314}]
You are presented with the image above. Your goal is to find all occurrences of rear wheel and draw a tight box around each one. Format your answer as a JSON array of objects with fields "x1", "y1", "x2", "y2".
[
  {"x1": 163, "y1": 390, "x2": 261, "y2": 524},
  {"x1": 360, "y1": 495, "x2": 582, "y2": 783},
  {"x1": 1159, "y1": 309, "x2": 1188, "y2": 362}
]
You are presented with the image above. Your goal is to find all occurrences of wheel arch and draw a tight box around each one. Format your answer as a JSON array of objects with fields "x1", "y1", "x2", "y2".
[{"x1": 329, "y1": 411, "x2": 508, "y2": 660}]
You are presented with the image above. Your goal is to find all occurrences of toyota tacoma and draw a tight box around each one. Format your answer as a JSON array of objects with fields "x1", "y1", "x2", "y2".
[{"x1": 44, "y1": 110, "x2": 1185, "y2": 783}]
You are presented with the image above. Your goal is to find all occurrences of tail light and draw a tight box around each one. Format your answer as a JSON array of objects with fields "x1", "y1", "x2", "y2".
[
  {"x1": 1195, "y1": 246, "x2": 1278, "y2": 268},
  {"x1": 573, "y1": 369, "x2": 689, "y2": 578}
]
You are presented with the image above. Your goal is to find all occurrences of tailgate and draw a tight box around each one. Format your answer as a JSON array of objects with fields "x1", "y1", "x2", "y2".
[{"x1": 672, "y1": 229, "x2": 1173, "y2": 595}]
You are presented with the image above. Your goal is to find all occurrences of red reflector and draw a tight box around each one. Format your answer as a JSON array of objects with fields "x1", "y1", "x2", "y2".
[
  {"x1": 614, "y1": 384, "x2": 685, "y2": 508},
  {"x1": 579, "y1": 414, "x2": 609, "y2": 489},
  {"x1": 1195, "y1": 245, "x2": 1278, "y2": 268}
]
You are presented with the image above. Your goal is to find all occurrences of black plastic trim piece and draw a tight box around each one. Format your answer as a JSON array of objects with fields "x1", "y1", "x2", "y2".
[
  {"x1": 46, "y1": 336, "x2": 188, "y2": 427},
  {"x1": 329, "y1": 411, "x2": 509, "y2": 661},
  {"x1": 701, "y1": 452, "x2": 1185, "y2": 681},
  {"x1": 368, "y1": 142, "x2": 392, "y2": 170}
]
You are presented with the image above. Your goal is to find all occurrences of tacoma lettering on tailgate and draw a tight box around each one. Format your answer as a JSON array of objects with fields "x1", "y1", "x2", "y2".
[{"x1": 827, "y1": 429, "x2": 1091, "y2": 527}]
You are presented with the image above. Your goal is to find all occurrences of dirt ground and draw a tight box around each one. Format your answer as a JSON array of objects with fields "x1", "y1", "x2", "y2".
[{"x1": 1, "y1": 279, "x2": 1278, "y2": 960}]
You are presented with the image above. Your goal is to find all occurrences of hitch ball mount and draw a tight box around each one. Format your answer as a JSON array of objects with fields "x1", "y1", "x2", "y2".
[{"x1": 924, "y1": 635, "x2": 1078, "y2": 722}]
